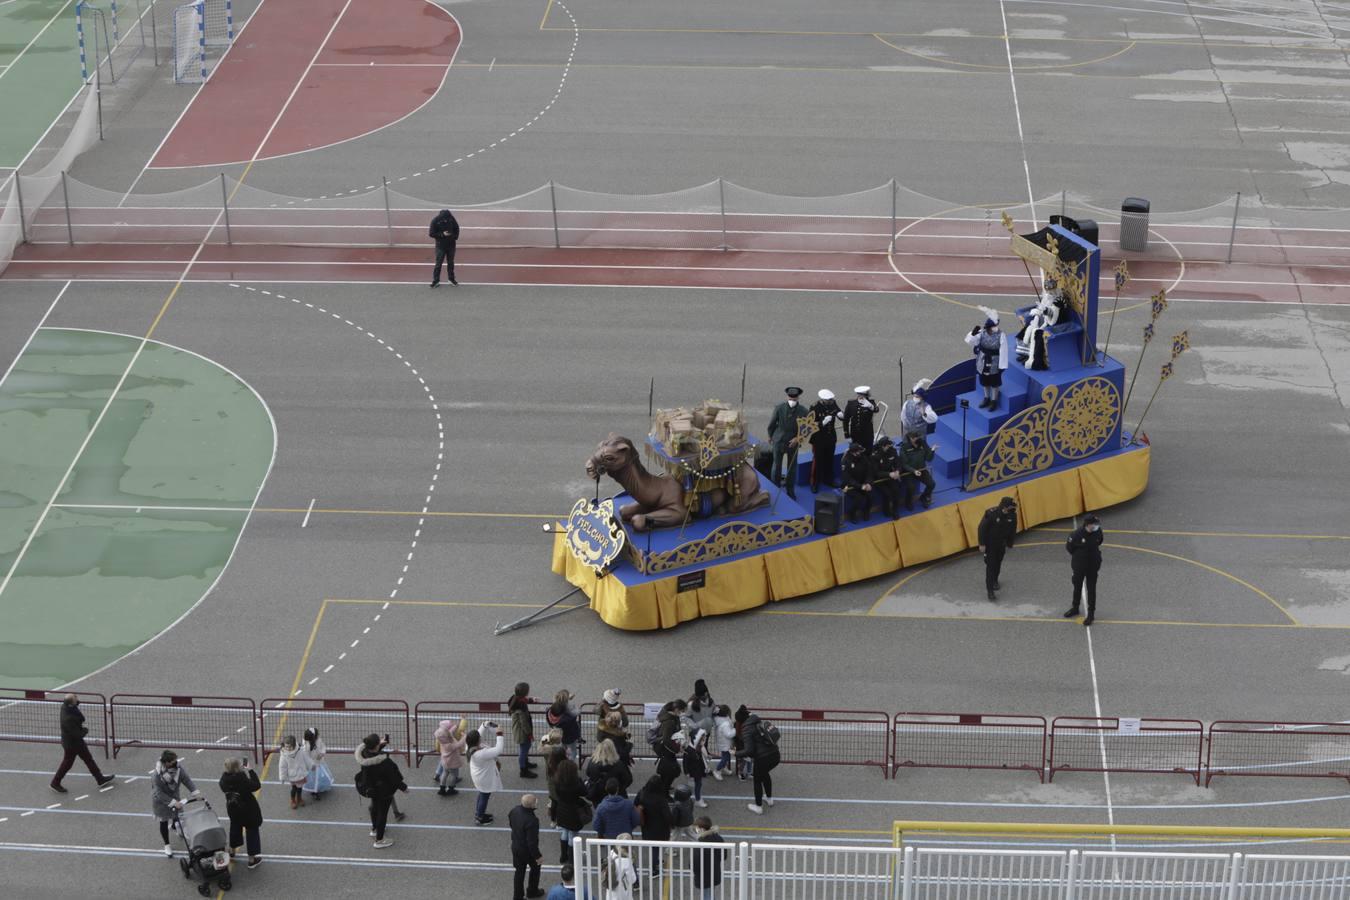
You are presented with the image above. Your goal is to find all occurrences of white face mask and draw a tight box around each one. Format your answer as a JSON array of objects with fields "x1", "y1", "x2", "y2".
[
  {"x1": 787, "y1": 400, "x2": 797, "y2": 407},
  {"x1": 1086, "y1": 524, "x2": 1099, "y2": 532}
]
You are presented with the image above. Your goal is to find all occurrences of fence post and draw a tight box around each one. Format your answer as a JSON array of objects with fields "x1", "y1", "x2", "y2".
[
  {"x1": 899, "y1": 845, "x2": 914, "y2": 900},
  {"x1": 1061, "y1": 189, "x2": 1066, "y2": 218},
  {"x1": 890, "y1": 177, "x2": 897, "y2": 253},
  {"x1": 1064, "y1": 848, "x2": 1079, "y2": 900},
  {"x1": 1223, "y1": 852, "x2": 1244, "y2": 900},
  {"x1": 61, "y1": 171, "x2": 75, "y2": 245},
  {"x1": 573, "y1": 836, "x2": 586, "y2": 888},
  {"x1": 1225, "y1": 191, "x2": 1241, "y2": 263},
  {"x1": 219, "y1": 173, "x2": 232, "y2": 245},
  {"x1": 382, "y1": 176, "x2": 393, "y2": 247},
  {"x1": 14, "y1": 175, "x2": 27, "y2": 244},
  {"x1": 150, "y1": 2, "x2": 159, "y2": 66},
  {"x1": 718, "y1": 176, "x2": 728, "y2": 251},
  {"x1": 94, "y1": 60, "x2": 104, "y2": 140},
  {"x1": 736, "y1": 842, "x2": 750, "y2": 900},
  {"x1": 549, "y1": 180, "x2": 560, "y2": 249}
]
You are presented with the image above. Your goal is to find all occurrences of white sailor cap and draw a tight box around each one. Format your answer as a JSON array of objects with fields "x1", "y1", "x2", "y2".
[
  {"x1": 818, "y1": 388, "x2": 834, "y2": 400},
  {"x1": 854, "y1": 385, "x2": 870, "y2": 394}
]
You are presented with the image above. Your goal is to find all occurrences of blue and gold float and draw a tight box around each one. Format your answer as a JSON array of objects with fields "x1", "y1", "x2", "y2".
[{"x1": 553, "y1": 223, "x2": 1162, "y2": 630}]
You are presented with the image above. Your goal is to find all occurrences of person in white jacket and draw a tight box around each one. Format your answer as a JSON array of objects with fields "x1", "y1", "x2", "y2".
[
  {"x1": 710, "y1": 705, "x2": 736, "y2": 781},
  {"x1": 603, "y1": 836, "x2": 638, "y2": 900},
  {"x1": 301, "y1": 728, "x2": 333, "y2": 800},
  {"x1": 276, "y1": 735, "x2": 312, "y2": 810},
  {"x1": 965, "y1": 307, "x2": 1009, "y2": 410},
  {"x1": 467, "y1": 721, "x2": 506, "y2": 826}
]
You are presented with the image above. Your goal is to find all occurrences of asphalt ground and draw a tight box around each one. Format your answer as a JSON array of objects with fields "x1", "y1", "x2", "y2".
[{"x1": 2, "y1": 0, "x2": 1350, "y2": 897}]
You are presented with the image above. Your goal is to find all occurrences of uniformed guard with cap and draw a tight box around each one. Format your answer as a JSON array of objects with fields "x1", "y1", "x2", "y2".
[
  {"x1": 808, "y1": 388, "x2": 842, "y2": 493},
  {"x1": 840, "y1": 441, "x2": 873, "y2": 522},
  {"x1": 1063, "y1": 514, "x2": 1105, "y2": 626},
  {"x1": 843, "y1": 386, "x2": 878, "y2": 450},
  {"x1": 766, "y1": 386, "x2": 808, "y2": 500},
  {"x1": 977, "y1": 496, "x2": 1018, "y2": 601}
]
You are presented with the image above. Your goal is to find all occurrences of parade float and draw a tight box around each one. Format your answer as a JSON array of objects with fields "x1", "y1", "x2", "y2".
[{"x1": 548, "y1": 220, "x2": 1183, "y2": 630}]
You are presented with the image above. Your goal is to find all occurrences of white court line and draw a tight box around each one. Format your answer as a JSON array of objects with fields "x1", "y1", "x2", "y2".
[
  {"x1": 0, "y1": 0, "x2": 77, "y2": 83},
  {"x1": 0, "y1": 281, "x2": 69, "y2": 392},
  {"x1": 1084, "y1": 620, "x2": 1118, "y2": 853},
  {"x1": 1006, "y1": 0, "x2": 1336, "y2": 41},
  {"x1": 311, "y1": 62, "x2": 450, "y2": 67},
  {"x1": 302, "y1": 497, "x2": 316, "y2": 527},
  {"x1": 51, "y1": 503, "x2": 251, "y2": 513},
  {"x1": 998, "y1": 0, "x2": 1036, "y2": 228}
]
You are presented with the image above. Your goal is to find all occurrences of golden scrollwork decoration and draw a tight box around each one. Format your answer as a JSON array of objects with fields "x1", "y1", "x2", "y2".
[
  {"x1": 637, "y1": 517, "x2": 815, "y2": 575},
  {"x1": 795, "y1": 410, "x2": 819, "y2": 447},
  {"x1": 697, "y1": 431, "x2": 720, "y2": 471},
  {"x1": 966, "y1": 384, "x2": 1059, "y2": 490},
  {"x1": 1048, "y1": 376, "x2": 1120, "y2": 459}
]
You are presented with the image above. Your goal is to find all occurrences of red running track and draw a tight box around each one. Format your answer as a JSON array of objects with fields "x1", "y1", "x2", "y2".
[{"x1": 151, "y1": 0, "x2": 459, "y2": 168}]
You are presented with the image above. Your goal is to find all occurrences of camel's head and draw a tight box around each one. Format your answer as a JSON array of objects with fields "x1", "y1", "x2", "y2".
[{"x1": 585, "y1": 433, "x2": 638, "y2": 481}]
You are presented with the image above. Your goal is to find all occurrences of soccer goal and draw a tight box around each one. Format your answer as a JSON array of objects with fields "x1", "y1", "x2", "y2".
[{"x1": 173, "y1": 0, "x2": 233, "y2": 83}]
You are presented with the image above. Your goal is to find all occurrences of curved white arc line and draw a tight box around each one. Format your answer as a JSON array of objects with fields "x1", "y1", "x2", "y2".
[
  {"x1": 1004, "y1": 0, "x2": 1335, "y2": 41},
  {"x1": 147, "y1": 0, "x2": 464, "y2": 171},
  {"x1": 32, "y1": 327, "x2": 278, "y2": 691}
]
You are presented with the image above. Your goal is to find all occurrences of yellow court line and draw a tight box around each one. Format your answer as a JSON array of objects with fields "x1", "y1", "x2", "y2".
[
  {"x1": 1110, "y1": 543, "x2": 1299, "y2": 625},
  {"x1": 256, "y1": 506, "x2": 558, "y2": 520},
  {"x1": 873, "y1": 33, "x2": 1137, "y2": 71},
  {"x1": 539, "y1": 0, "x2": 554, "y2": 31},
  {"x1": 721, "y1": 825, "x2": 890, "y2": 836},
  {"x1": 1033, "y1": 526, "x2": 1350, "y2": 541},
  {"x1": 259, "y1": 599, "x2": 330, "y2": 782}
]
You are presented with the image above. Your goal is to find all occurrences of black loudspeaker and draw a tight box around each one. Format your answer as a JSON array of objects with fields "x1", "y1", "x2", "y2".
[
  {"x1": 754, "y1": 447, "x2": 774, "y2": 479},
  {"x1": 814, "y1": 494, "x2": 842, "y2": 535},
  {"x1": 1050, "y1": 214, "x2": 1099, "y2": 249}
]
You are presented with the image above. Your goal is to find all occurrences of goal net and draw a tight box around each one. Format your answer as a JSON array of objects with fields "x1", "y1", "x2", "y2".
[{"x1": 173, "y1": 0, "x2": 233, "y2": 83}]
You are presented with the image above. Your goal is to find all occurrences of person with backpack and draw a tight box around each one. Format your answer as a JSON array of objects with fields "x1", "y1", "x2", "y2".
[
  {"x1": 428, "y1": 208, "x2": 460, "y2": 287},
  {"x1": 736, "y1": 707, "x2": 781, "y2": 814},
  {"x1": 217, "y1": 758, "x2": 263, "y2": 870},
  {"x1": 710, "y1": 704, "x2": 736, "y2": 781},
  {"x1": 602, "y1": 837, "x2": 638, "y2": 900},
  {"x1": 585, "y1": 738, "x2": 633, "y2": 803},
  {"x1": 547, "y1": 757, "x2": 591, "y2": 865},
  {"x1": 592, "y1": 778, "x2": 640, "y2": 839},
  {"x1": 508, "y1": 794, "x2": 546, "y2": 900},
  {"x1": 652, "y1": 700, "x2": 685, "y2": 792},
  {"x1": 468, "y1": 721, "x2": 507, "y2": 825},
  {"x1": 354, "y1": 733, "x2": 407, "y2": 848},
  {"x1": 634, "y1": 774, "x2": 673, "y2": 879},
  {"x1": 546, "y1": 689, "x2": 583, "y2": 762},
  {"x1": 692, "y1": 816, "x2": 726, "y2": 900},
  {"x1": 510, "y1": 683, "x2": 540, "y2": 780},
  {"x1": 681, "y1": 726, "x2": 709, "y2": 808}
]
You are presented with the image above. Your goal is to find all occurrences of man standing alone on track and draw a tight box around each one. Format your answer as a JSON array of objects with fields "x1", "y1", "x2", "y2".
[
  {"x1": 1064, "y1": 514, "x2": 1105, "y2": 626},
  {"x1": 978, "y1": 496, "x2": 1018, "y2": 601},
  {"x1": 50, "y1": 694, "x2": 115, "y2": 793},
  {"x1": 429, "y1": 208, "x2": 460, "y2": 286}
]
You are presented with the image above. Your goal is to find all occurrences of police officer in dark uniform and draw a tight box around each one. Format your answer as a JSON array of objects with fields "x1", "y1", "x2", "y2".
[
  {"x1": 766, "y1": 386, "x2": 808, "y2": 500},
  {"x1": 1064, "y1": 514, "x2": 1105, "y2": 626},
  {"x1": 842, "y1": 386, "x2": 878, "y2": 450},
  {"x1": 840, "y1": 442, "x2": 872, "y2": 523},
  {"x1": 429, "y1": 209, "x2": 460, "y2": 287},
  {"x1": 808, "y1": 389, "x2": 842, "y2": 493},
  {"x1": 977, "y1": 496, "x2": 1018, "y2": 601},
  {"x1": 897, "y1": 430, "x2": 937, "y2": 511},
  {"x1": 869, "y1": 438, "x2": 902, "y2": 519}
]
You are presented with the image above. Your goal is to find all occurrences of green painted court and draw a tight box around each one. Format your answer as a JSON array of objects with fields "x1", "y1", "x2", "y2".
[
  {"x1": 0, "y1": 0, "x2": 90, "y2": 168},
  {"x1": 0, "y1": 328, "x2": 273, "y2": 688}
]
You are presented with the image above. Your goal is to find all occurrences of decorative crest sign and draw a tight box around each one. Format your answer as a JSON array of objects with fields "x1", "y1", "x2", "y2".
[{"x1": 565, "y1": 499, "x2": 626, "y2": 573}]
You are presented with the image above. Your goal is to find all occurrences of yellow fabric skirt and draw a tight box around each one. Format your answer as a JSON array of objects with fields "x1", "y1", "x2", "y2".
[{"x1": 552, "y1": 446, "x2": 1149, "y2": 630}]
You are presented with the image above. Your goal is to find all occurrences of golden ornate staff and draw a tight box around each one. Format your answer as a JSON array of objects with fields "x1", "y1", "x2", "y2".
[
  {"x1": 1130, "y1": 330, "x2": 1190, "y2": 441},
  {"x1": 1100, "y1": 260, "x2": 1129, "y2": 364},
  {"x1": 1121, "y1": 289, "x2": 1167, "y2": 418}
]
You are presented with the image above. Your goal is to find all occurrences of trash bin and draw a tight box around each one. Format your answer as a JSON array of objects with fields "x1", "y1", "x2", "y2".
[{"x1": 1120, "y1": 197, "x2": 1150, "y2": 252}]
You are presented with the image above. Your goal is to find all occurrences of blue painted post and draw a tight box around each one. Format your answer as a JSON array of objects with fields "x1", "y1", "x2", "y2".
[
  {"x1": 197, "y1": 2, "x2": 207, "y2": 81},
  {"x1": 109, "y1": 0, "x2": 118, "y2": 44},
  {"x1": 225, "y1": 0, "x2": 234, "y2": 40},
  {"x1": 77, "y1": 2, "x2": 88, "y2": 81}
]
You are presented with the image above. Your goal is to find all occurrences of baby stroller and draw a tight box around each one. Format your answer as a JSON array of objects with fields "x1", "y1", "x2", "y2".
[{"x1": 174, "y1": 796, "x2": 232, "y2": 894}]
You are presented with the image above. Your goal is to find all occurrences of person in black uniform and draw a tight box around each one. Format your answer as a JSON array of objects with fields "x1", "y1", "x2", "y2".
[
  {"x1": 1064, "y1": 514, "x2": 1105, "y2": 626},
  {"x1": 429, "y1": 209, "x2": 460, "y2": 287},
  {"x1": 897, "y1": 430, "x2": 936, "y2": 511},
  {"x1": 977, "y1": 496, "x2": 1018, "y2": 601},
  {"x1": 808, "y1": 389, "x2": 842, "y2": 493},
  {"x1": 869, "y1": 439, "x2": 902, "y2": 519},
  {"x1": 842, "y1": 386, "x2": 878, "y2": 450},
  {"x1": 766, "y1": 386, "x2": 808, "y2": 500},
  {"x1": 840, "y1": 442, "x2": 872, "y2": 523}
]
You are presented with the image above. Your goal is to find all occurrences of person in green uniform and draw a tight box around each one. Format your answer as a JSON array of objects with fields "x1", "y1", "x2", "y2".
[{"x1": 766, "y1": 386, "x2": 808, "y2": 500}]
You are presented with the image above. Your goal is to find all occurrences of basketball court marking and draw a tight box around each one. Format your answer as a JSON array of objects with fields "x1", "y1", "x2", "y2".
[{"x1": 872, "y1": 33, "x2": 1139, "y2": 71}]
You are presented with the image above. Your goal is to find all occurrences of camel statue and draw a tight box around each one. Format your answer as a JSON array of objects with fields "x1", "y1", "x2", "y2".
[{"x1": 584, "y1": 433, "x2": 770, "y2": 532}]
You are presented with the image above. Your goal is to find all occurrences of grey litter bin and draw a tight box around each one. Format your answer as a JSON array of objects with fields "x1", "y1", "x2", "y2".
[{"x1": 1120, "y1": 197, "x2": 1150, "y2": 252}]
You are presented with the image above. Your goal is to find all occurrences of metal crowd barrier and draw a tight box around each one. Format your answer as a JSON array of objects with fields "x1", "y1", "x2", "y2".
[
  {"x1": 259, "y1": 698, "x2": 411, "y2": 764},
  {"x1": 892, "y1": 712, "x2": 1048, "y2": 781},
  {"x1": 1205, "y1": 720, "x2": 1350, "y2": 786},
  {"x1": 1049, "y1": 716, "x2": 1205, "y2": 784},
  {"x1": 0, "y1": 688, "x2": 109, "y2": 757},
  {"x1": 109, "y1": 693, "x2": 257, "y2": 760},
  {"x1": 2, "y1": 685, "x2": 1343, "y2": 790}
]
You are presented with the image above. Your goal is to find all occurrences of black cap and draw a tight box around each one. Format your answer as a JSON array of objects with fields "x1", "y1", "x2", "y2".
[
  {"x1": 785, "y1": 386, "x2": 803, "y2": 398},
  {"x1": 999, "y1": 496, "x2": 1017, "y2": 509},
  {"x1": 1084, "y1": 514, "x2": 1100, "y2": 524}
]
